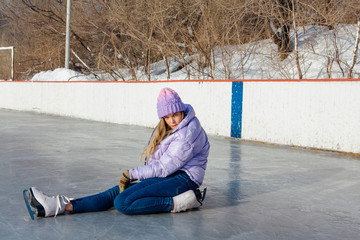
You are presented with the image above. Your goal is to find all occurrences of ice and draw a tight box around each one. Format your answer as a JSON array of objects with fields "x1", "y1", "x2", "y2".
[{"x1": 0, "y1": 109, "x2": 359, "y2": 240}]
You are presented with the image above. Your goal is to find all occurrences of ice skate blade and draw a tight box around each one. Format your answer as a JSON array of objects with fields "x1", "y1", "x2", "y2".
[
  {"x1": 23, "y1": 189, "x2": 37, "y2": 220},
  {"x1": 29, "y1": 188, "x2": 45, "y2": 217},
  {"x1": 194, "y1": 187, "x2": 207, "y2": 205},
  {"x1": 201, "y1": 187, "x2": 207, "y2": 202}
]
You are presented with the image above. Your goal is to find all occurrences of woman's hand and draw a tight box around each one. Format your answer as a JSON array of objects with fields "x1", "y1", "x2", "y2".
[{"x1": 119, "y1": 170, "x2": 131, "y2": 193}]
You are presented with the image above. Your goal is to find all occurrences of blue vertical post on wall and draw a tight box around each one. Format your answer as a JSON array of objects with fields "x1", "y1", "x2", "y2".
[{"x1": 231, "y1": 81, "x2": 243, "y2": 138}]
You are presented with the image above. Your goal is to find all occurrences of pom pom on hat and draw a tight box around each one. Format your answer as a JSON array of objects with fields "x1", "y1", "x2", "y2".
[{"x1": 157, "y1": 88, "x2": 185, "y2": 119}]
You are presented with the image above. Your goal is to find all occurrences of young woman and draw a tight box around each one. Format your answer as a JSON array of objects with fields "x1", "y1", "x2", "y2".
[{"x1": 26, "y1": 87, "x2": 210, "y2": 217}]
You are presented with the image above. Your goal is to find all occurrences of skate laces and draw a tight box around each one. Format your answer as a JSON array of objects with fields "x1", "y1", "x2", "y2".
[{"x1": 55, "y1": 195, "x2": 71, "y2": 217}]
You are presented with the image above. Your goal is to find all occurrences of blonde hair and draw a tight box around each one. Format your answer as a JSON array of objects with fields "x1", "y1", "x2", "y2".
[
  {"x1": 142, "y1": 118, "x2": 172, "y2": 161},
  {"x1": 142, "y1": 112, "x2": 184, "y2": 161}
]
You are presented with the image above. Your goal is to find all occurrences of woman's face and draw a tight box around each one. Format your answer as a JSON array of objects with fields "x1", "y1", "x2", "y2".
[{"x1": 164, "y1": 111, "x2": 183, "y2": 129}]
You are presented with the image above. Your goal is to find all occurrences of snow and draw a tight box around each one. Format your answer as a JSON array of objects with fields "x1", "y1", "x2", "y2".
[
  {"x1": 28, "y1": 25, "x2": 360, "y2": 82},
  {"x1": 30, "y1": 68, "x2": 98, "y2": 81}
]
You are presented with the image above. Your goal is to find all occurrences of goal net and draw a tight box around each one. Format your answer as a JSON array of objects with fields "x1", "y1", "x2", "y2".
[{"x1": 0, "y1": 46, "x2": 14, "y2": 80}]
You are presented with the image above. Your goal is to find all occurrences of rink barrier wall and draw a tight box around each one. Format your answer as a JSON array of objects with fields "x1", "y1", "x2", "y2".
[{"x1": 0, "y1": 79, "x2": 359, "y2": 154}]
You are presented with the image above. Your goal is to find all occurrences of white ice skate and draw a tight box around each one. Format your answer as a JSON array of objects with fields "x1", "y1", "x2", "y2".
[
  {"x1": 172, "y1": 188, "x2": 207, "y2": 213},
  {"x1": 23, "y1": 187, "x2": 71, "y2": 219}
]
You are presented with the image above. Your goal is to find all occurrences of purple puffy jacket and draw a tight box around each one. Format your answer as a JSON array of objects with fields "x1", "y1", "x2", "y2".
[{"x1": 129, "y1": 104, "x2": 210, "y2": 186}]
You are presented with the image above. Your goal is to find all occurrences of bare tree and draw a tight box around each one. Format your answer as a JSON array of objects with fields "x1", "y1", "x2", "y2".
[
  {"x1": 291, "y1": 0, "x2": 302, "y2": 78},
  {"x1": 1, "y1": 0, "x2": 359, "y2": 80},
  {"x1": 348, "y1": 20, "x2": 360, "y2": 78},
  {"x1": 260, "y1": 0, "x2": 293, "y2": 60}
]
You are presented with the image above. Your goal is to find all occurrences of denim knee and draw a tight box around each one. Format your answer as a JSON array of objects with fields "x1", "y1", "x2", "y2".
[{"x1": 113, "y1": 192, "x2": 131, "y2": 215}]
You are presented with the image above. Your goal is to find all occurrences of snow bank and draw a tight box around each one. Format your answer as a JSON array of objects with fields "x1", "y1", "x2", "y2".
[{"x1": 31, "y1": 68, "x2": 97, "y2": 82}]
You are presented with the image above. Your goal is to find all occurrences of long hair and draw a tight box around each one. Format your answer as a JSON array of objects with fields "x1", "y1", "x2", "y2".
[{"x1": 142, "y1": 112, "x2": 184, "y2": 161}]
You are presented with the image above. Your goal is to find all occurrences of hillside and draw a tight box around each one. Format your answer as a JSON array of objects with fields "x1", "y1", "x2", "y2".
[{"x1": 29, "y1": 24, "x2": 360, "y2": 81}]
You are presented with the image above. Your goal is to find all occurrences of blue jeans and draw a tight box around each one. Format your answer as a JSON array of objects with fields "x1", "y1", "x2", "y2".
[{"x1": 71, "y1": 171, "x2": 198, "y2": 215}]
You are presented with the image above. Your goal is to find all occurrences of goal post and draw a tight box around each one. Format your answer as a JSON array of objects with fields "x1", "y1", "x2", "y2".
[{"x1": 0, "y1": 46, "x2": 14, "y2": 81}]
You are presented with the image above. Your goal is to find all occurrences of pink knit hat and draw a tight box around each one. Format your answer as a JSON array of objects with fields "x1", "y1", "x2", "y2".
[{"x1": 157, "y1": 88, "x2": 186, "y2": 119}]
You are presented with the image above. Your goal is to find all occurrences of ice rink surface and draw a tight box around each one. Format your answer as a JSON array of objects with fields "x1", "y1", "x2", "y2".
[{"x1": 1, "y1": 109, "x2": 359, "y2": 240}]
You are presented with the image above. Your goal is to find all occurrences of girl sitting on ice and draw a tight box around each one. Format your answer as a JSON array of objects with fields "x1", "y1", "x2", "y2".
[{"x1": 26, "y1": 87, "x2": 210, "y2": 217}]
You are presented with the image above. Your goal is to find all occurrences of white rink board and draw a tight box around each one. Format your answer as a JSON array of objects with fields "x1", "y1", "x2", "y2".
[
  {"x1": 0, "y1": 81, "x2": 232, "y2": 137},
  {"x1": 0, "y1": 80, "x2": 359, "y2": 153},
  {"x1": 242, "y1": 81, "x2": 360, "y2": 153}
]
